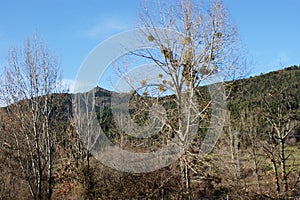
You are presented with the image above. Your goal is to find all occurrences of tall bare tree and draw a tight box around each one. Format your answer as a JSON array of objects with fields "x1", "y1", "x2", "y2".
[
  {"x1": 0, "y1": 34, "x2": 63, "y2": 200},
  {"x1": 111, "y1": 0, "x2": 245, "y2": 198}
]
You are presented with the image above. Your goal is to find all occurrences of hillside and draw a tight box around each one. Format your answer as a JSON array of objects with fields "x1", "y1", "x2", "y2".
[
  {"x1": 229, "y1": 65, "x2": 300, "y2": 110},
  {"x1": 0, "y1": 65, "x2": 300, "y2": 199}
]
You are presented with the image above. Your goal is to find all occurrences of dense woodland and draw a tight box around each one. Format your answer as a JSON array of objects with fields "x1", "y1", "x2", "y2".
[{"x1": 0, "y1": 66, "x2": 300, "y2": 199}]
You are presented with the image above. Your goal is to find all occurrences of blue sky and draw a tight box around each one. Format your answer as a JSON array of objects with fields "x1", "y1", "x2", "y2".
[{"x1": 0, "y1": 0, "x2": 299, "y2": 90}]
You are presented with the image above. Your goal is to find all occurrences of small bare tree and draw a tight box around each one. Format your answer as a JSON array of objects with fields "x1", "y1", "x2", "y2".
[
  {"x1": 0, "y1": 34, "x2": 63, "y2": 200},
  {"x1": 72, "y1": 88, "x2": 106, "y2": 199},
  {"x1": 261, "y1": 90, "x2": 299, "y2": 195},
  {"x1": 240, "y1": 109, "x2": 263, "y2": 194}
]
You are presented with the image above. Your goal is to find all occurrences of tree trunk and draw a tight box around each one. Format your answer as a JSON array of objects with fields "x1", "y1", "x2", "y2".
[
  {"x1": 280, "y1": 138, "x2": 288, "y2": 193},
  {"x1": 179, "y1": 154, "x2": 190, "y2": 200},
  {"x1": 47, "y1": 144, "x2": 53, "y2": 200},
  {"x1": 271, "y1": 156, "x2": 280, "y2": 194},
  {"x1": 251, "y1": 145, "x2": 261, "y2": 193}
]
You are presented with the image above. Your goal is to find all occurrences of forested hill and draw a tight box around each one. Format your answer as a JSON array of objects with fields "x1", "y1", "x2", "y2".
[
  {"x1": 228, "y1": 65, "x2": 300, "y2": 119},
  {"x1": 2, "y1": 65, "x2": 299, "y2": 118},
  {"x1": 89, "y1": 65, "x2": 300, "y2": 113},
  {"x1": 0, "y1": 65, "x2": 300, "y2": 199},
  {"x1": 1, "y1": 65, "x2": 299, "y2": 143},
  {"x1": 76, "y1": 64, "x2": 300, "y2": 142}
]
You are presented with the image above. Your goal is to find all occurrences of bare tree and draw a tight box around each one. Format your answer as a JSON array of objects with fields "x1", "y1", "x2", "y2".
[
  {"x1": 111, "y1": 0, "x2": 245, "y2": 198},
  {"x1": 240, "y1": 109, "x2": 263, "y2": 194},
  {"x1": 72, "y1": 88, "x2": 106, "y2": 199},
  {"x1": 0, "y1": 34, "x2": 63, "y2": 200},
  {"x1": 261, "y1": 90, "x2": 299, "y2": 195}
]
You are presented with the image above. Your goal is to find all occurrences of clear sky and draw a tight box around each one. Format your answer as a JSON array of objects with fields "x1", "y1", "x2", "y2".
[{"x1": 0, "y1": 0, "x2": 299, "y2": 90}]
